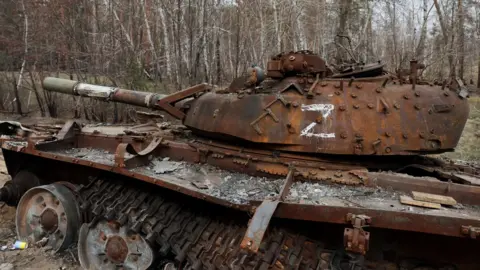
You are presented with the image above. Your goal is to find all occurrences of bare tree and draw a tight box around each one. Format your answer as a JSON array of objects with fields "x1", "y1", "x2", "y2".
[
  {"x1": 457, "y1": 0, "x2": 465, "y2": 79},
  {"x1": 12, "y1": 0, "x2": 28, "y2": 115},
  {"x1": 0, "y1": 0, "x2": 479, "y2": 120}
]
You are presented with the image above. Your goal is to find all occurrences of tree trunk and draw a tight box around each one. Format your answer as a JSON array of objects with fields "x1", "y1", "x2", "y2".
[
  {"x1": 415, "y1": 0, "x2": 431, "y2": 61},
  {"x1": 175, "y1": 0, "x2": 183, "y2": 88},
  {"x1": 11, "y1": 74, "x2": 23, "y2": 115},
  {"x1": 335, "y1": 0, "x2": 352, "y2": 63},
  {"x1": 457, "y1": 0, "x2": 465, "y2": 79},
  {"x1": 365, "y1": 1, "x2": 373, "y2": 62},
  {"x1": 14, "y1": 0, "x2": 28, "y2": 115},
  {"x1": 28, "y1": 67, "x2": 45, "y2": 117},
  {"x1": 448, "y1": 1, "x2": 456, "y2": 79},
  {"x1": 234, "y1": 4, "x2": 241, "y2": 78},
  {"x1": 433, "y1": 0, "x2": 455, "y2": 79},
  {"x1": 157, "y1": 1, "x2": 171, "y2": 78},
  {"x1": 270, "y1": 0, "x2": 281, "y2": 52},
  {"x1": 141, "y1": 0, "x2": 160, "y2": 80}
]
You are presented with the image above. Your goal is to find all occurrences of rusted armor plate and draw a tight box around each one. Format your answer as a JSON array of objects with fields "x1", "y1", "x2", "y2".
[{"x1": 183, "y1": 77, "x2": 468, "y2": 155}]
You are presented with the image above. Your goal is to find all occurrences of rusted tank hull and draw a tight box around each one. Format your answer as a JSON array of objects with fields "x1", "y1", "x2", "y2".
[
  {"x1": 1, "y1": 122, "x2": 479, "y2": 237},
  {"x1": 184, "y1": 78, "x2": 469, "y2": 155}
]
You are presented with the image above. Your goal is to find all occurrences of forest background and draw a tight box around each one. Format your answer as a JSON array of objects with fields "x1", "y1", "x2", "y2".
[{"x1": 0, "y1": 0, "x2": 478, "y2": 123}]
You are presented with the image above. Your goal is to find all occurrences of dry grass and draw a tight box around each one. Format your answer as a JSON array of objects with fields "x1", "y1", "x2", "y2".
[{"x1": 442, "y1": 96, "x2": 480, "y2": 162}]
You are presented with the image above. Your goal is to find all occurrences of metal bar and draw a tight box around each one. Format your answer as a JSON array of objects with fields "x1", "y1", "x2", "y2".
[
  {"x1": 155, "y1": 83, "x2": 211, "y2": 120},
  {"x1": 240, "y1": 199, "x2": 279, "y2": 252},
  {"x1": 240, "y1": 168, "x2": 295, "y2": 252},
  {"x1": 114, "y1": 137, "x2": 164, "y2": 169},
  {"x1": 279, "y1": 169, "x2": 294, "y2": 200},
  {"x1": 367, "y1": 172, "x2": 480, "y2": 205},
  {"x1": 273, "y1": 203, "x2": 480, "y2": 238}
]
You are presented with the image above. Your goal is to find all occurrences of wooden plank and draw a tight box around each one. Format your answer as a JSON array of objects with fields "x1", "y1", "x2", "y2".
[
  {"x1": 411, "y1": 191, "x2": 457, "y2": 206},
  {"x1": 400, "y1": 195, "x2": 441, "y2": 209}
]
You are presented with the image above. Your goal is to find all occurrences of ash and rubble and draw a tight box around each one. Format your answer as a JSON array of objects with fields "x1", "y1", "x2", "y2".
[
  {"x1": 49, "y1": 147, "x2": 133, "y2": 166},
  {"x1": 286, "y1": 181, "x2": 401, "y2": 205},
  {"x1": 137, "y1": 157, "x2": 284, "y2": 204},
  {"x1": 204, "y1": 173, "x2": 284, "y2": 204},
  {"x1": 3, "y1": 141, "x2": 28, "y2": 148},
  {"x1": 140, "y1": 157, "x2": 402, "y2": 206},
  {"x1": 42, "y1": 147, "x2": 480, "y2": 217}
]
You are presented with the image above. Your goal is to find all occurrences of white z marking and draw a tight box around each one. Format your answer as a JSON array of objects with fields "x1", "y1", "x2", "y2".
[
  {"x1": 301, "y1": 104, "x2": 334, "y2": 116},
  {"x1": 300, "y1": 104, "x2": 335, "y2": 138}
]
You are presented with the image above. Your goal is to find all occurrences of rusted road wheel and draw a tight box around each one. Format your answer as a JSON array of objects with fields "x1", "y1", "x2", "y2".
[
  {"x1": 77, "y1": 219, "x2": 154, "y2": 270},
  {"x1": 15, "y1": 183, "x2": 81, "y2": 252}
]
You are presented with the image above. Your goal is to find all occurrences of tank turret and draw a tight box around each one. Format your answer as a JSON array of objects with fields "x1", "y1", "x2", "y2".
[{"x1": 42, "y1": 51, "x2": 469, "y2": 156}]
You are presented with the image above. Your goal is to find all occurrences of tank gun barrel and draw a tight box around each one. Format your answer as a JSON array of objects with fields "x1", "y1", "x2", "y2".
[
  {"x1": 42, "y1": 77, "x2": 167, "y2": 108},
  {"x1": 42, "y1": 77, "x2": 211, "y2": 120}
]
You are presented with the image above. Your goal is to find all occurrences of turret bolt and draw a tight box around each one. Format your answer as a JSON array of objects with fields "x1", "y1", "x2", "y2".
[
  {"x1": 351, "y1": 93, "x2": 357, "y2": 98},
  {"x1": 339, "y1": 105, "x2": 346, "y2": 111},
  {"x1": 353, "y1": 104, "x2": 360, "y2": 109},
  {"x1": 414, "y1": 92, "x2": 420, "y2": 97},
  {"x1": 414, "y1": 104, "x2": 421, "y2": 110},
  {"x1": 403, "y1": 95, "x2": 409, "y2": 100},
  {"x1": 340, "y1": 133, "x2": 347, "y2": 139},
  {"x1": 367, "y1": 103, "x2": 374, "y2": 109}
]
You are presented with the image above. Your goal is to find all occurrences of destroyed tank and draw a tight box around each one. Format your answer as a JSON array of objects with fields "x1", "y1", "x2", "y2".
[{"x1": 0, "y1": 51, "x2": 479, "y2": 270}]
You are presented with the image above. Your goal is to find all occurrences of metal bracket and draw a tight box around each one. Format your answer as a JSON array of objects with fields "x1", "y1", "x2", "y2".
[
  {"x1": 34, "y1": 120, "x2": 82, "y2": 152},
  {"x1": 307, "y1": 73, "x2": 320, "y2": 98},
  {"x1": 56, "y1": 120, "x2": 82, "y2": 141},
  {"x1": 279, "y1": 82, "x2": 304, "y2": 95},
  {"x1": 344, "y1": 213, "x2": 371, "y2": 255},
  {"x1": 461, "y1": 225, "x2": 480, "y2": 239},
  {"x1": 455, "y1": 78, "x2": 469, "y2": 99},
  {"x1": 155, "y1": 83, "x2": 211, "y2": 120},
  {"x1": 114, "y1": 137, "x2": 164, "y2": 168},
  {"x1": 240, "y1": 168, "x2": 295, "y2": 252}
]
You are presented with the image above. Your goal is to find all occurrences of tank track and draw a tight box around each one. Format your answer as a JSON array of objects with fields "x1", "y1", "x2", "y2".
[{"x1": 74, "y1": 176, "x2": 450, "y2": 270}]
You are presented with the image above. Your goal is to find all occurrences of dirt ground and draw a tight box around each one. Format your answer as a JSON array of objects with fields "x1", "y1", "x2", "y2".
[{"x1": 0, "y1": 154, "x2": 81, "y2": 270}]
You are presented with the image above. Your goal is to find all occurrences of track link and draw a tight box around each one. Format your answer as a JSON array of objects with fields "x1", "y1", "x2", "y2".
[
  {"x1": 75, "y1": 177, "x2": 339, "y2": 270},
  {"x1": 75, "y1": 177, "x2": 454, "y2": 270}
]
